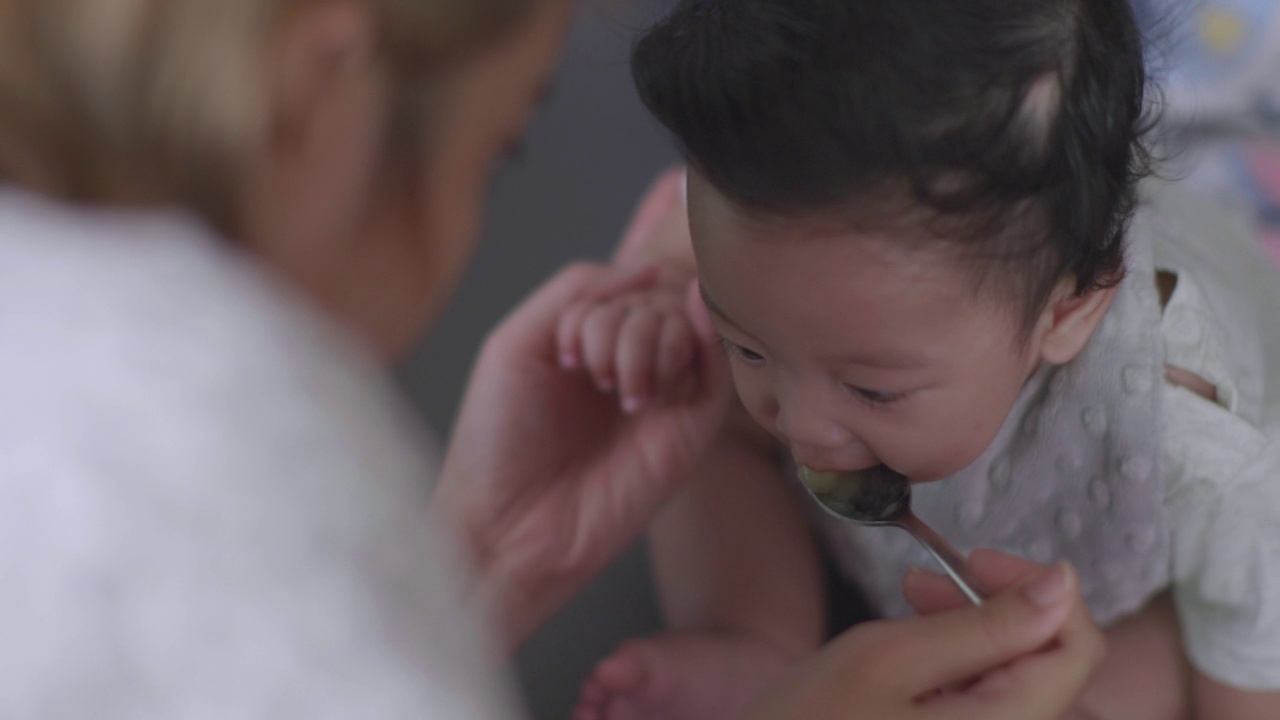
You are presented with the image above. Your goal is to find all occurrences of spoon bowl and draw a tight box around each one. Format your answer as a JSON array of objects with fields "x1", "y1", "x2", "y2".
[{"x1": 798, "y1": 465, "x2": 986, "y2": 605}]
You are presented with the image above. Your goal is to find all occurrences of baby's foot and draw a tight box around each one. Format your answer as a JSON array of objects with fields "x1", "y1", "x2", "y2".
[{"x1": 573, "y1": 631, "x2": 802, "y2": 720}]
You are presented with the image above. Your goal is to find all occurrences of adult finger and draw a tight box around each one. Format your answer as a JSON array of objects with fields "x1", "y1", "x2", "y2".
[
  {"x1": 886, "y1": 563, "x2": 1079, "y2": 696},
  {"x1": 903, "y1": 569, "x2": 970, "y2": 616},
  {"x1": 615, "y1": 308, "x2": 662, "y2": 412},
  {"x1": 924, "y1": 577, "x2": 1104, "y2": 720},
  {"x1": 904, "y1": 550, "x2": 1053, "y2": 615}
]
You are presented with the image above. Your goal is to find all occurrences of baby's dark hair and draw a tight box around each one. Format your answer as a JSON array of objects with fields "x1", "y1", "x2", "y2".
[{"x1": 632, "y1": 0, "x2": 1155, "y2": 328}]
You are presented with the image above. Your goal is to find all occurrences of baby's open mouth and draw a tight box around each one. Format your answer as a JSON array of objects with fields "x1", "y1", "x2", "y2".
[
  {"x1": 797, "y1": 464, "x2": 904, "y2": 491},
  {"x1": 796, "y1": 465, "x2": 865, "y2": 494},
  {"x1": 795, "y1": 464, "x2": 913, "y2": 523}
]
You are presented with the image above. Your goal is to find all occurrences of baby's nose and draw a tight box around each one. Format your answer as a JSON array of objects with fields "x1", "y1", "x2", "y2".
[{"x1": 774, "y1": 394, "x2": 853, "y2": 449}]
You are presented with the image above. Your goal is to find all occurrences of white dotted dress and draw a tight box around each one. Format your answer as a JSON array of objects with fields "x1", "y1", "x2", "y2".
[{"x1": 816, "y1": 179, "x2": 1280, "y2": 690}]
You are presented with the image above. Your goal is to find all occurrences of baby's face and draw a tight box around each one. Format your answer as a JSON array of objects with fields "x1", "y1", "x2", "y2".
[{"x1": 688, "y1": 174, "x2": 1042, "y2": 482}]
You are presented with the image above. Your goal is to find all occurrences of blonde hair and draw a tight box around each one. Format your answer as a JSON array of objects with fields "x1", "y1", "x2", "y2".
[{"x1": 0, "y1": 0, "x2": 531, "y2": 231}]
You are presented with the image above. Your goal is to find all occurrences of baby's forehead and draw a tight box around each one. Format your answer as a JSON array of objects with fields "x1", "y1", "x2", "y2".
[
  {"x1": 693, "y1": 179, "x2": 969, "y2": 250},
  {"x1": 693, "y1": 179, "x2": 1038, "y2": 309},
  {"x1": 713, "y1": 210, "x2": 975, "y2": 275}
]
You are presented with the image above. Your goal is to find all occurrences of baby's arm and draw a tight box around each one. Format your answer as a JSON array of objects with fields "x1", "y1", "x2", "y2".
[
  {"x1": 1063, "y1": 594, "x2": 1191, "y2": 720},
  {"x1": 1064, "y1": 594, "x2": 1280, "y2": 720},
  {"x1": 1190, "y1": 672, "x2": 1280, "y2": 719},
  {"x1": 649, "y1": 408, "x2": 825, "y2": 657},
  {"x1": 1185, "y1": 673, "x2": 1280, "y2": 719},
  {"x1": 612, "y1": 168, "x2": 695, "y2": 272}
]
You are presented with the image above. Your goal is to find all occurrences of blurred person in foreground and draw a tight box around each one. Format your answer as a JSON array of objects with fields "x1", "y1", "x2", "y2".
[{"x1": 0, "y1": 0, "x2": 1102, "y2": 717}]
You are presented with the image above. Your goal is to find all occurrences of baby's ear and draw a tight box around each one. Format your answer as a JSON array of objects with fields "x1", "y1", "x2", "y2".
[{"x1": 1036, "y1": 281, "x2": 1117, "y2": 365}]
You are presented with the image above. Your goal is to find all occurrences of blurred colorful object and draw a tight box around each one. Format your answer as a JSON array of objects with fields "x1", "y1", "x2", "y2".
[
  {"x1": 1135, "y1": 0, "x2": 1280, "y2": 269},
  {"x1": 1242, "y1": 142, "x2": 1280, "y2": 266}
]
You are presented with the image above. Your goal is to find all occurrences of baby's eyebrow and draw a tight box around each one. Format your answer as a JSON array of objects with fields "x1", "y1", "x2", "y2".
[{"x1": 698, "y1": 285, "x2": 736, "y2": 326}]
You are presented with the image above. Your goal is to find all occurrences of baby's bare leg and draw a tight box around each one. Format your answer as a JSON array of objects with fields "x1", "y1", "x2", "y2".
[
  {"x1": 1067, "y1": 593, "x2": 1191, "y2": 720},
  {"x1": 653, "y1": 415, "x2": 824, "y2": 651},
  {"x1": 576, "y1": 414, "x2": 824, "y2": 720}
]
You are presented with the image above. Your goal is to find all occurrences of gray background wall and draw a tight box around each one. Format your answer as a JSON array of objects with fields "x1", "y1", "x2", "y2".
[{"x1": 399, "y1": 3, "x2": 676, "y2": 717}]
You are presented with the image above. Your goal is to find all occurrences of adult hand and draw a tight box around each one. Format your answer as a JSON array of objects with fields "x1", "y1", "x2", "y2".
[
  {"x1": 745, "y1": 553, "x2": 1105, "y2": 720},
  {"x1": 435, "y1": 259, "x2": 733, "y2": 652}
]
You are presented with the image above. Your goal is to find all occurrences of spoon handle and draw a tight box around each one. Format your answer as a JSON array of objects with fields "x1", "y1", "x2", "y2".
[{"x1": 897, "y1": 513, "x2": 987, "y2": 605}]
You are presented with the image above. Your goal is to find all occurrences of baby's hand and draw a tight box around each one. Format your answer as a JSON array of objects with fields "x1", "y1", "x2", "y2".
[{"x1": 557, "y1": 265, "x2": 699, "y2": 414}]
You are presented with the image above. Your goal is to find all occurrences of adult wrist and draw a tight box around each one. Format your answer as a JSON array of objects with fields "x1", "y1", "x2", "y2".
[{"x1": 432, "y1": 492, "x2": 584, "y2": 655}]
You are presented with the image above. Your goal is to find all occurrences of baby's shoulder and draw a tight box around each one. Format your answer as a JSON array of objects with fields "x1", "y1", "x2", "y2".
[
  {"x1": 1138, "y1": 179, "x2": 1280, "y2": 421},
  {"x1": 1156, "y1": 267, "x2": 1280, "y2": 579},
  {"x1": 1155, "y1": 260, "x2": 1277, "y2": 497}
]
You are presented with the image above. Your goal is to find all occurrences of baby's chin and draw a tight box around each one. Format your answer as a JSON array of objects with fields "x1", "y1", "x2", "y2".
[{"x1": 901, "y1": 457, "x2": 984, "y2": 485}]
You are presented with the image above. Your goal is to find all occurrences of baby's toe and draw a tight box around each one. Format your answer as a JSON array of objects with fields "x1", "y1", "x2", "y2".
[
  {"x1": 593, "y1": 644, "x2": 649, "y2": 694},
  {"x1": 572, "y1": 699, "x2": 603, "y2": 720}
]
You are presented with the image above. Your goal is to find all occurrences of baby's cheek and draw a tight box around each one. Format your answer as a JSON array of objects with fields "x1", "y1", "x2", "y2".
[
  {"x1": 953, "y1": 399, "x2": 1013, "y2": 463},
  {"x1": 912, "y1": 406, "x2": 1003, "y2": 481},
  {"x1": 729, "y1": 372, "x2": 776, "y2": 425}
]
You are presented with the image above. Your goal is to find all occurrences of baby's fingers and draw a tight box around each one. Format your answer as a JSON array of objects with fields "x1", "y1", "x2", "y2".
[
  {"x1": 615, "y1": 308, "x2": 662, "y2": 413},
  {"x1": 557, "y1": 301, "x2": 593, "y2": 371},
  {"x1": 654, "y1": 314, "x2": 697, "y2": 400},
  {"x1": 581, "y1": 303, "x2": 631, "y2": 392},
  {"x1": 555, "y1": 266, "x2": 659, "y2": 370}
]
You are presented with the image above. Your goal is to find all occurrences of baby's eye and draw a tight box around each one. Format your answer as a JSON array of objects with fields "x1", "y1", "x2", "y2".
[
  {"x1": 718, "y1": 337, "x2": 766, "y2": 364},
  {"x1": 845, "y1": 385, "x2": 905, "y2": 407}
]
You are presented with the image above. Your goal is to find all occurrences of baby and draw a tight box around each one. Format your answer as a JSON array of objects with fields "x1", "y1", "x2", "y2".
[{"x1": 561, "y1": 1, "x2": 1280, "y2": 719}]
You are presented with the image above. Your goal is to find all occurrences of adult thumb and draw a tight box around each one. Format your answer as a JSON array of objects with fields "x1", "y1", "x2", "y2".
[{"x1": 891, "y1": 563, "x2": 1079, "y2": 695}]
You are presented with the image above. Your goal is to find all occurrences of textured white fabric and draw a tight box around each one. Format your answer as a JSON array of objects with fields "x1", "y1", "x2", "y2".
[
  {"x1": 815, "y1": 179, "x2": 1280, "y2": 690},
  {"x1": 0, "y1": 189, "x2": 520, "y2": 718},
  {"x1": 1152, "y1": 184, "x2": 1280, "y2": 690}
]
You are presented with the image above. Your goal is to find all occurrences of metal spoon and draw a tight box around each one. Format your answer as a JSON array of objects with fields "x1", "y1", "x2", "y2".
[{"x1": 798, "y1": 464, "x2": 986, "y2": 605}]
